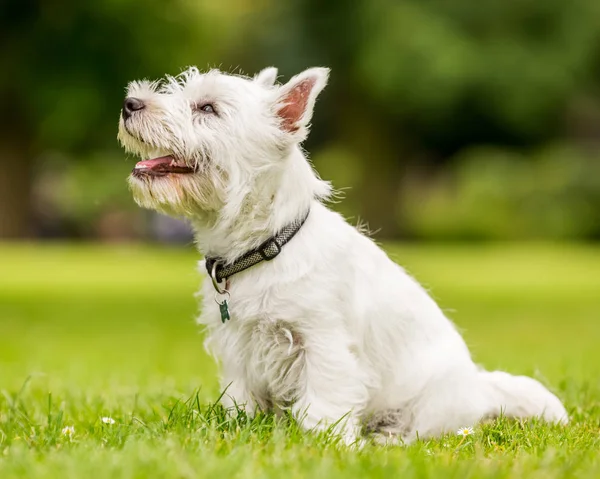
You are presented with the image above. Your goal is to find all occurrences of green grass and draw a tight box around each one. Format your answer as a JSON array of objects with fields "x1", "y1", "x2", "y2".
[{"x1": 1, "y1": 242, "x2": 599, "y2": 478}]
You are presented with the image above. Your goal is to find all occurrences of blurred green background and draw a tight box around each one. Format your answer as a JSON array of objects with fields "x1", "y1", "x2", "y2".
[
  {"x1": 2, "y1": 0, "x2": 600, "y2": 241},
  {"x1": 1, "y1": 4, "x2": 600, "y2": 473}
]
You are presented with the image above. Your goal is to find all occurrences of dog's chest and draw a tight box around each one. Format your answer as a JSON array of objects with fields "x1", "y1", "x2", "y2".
[
  {"x1": 244, "y1": 318, "x2": 306, "y2": 406},
  {"x1": 215, "y1": 316, "x2": 307, "y2": 408},
  {"x1": 198, "y1": 260, "x2": 344, "y2": 408}
]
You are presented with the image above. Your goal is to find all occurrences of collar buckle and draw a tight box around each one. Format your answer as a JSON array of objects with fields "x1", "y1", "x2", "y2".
[{"x1": 257, "y1": 238, "x2": 282, "y2": 261}]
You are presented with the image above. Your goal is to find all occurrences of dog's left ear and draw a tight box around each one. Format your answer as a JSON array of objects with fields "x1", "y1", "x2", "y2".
[
  {"x1": 275, "y1": 67, "x2": 329, "y2": 135},
  {"x1": 255, "y1": 67, "x2": 278, "y2": 87}
]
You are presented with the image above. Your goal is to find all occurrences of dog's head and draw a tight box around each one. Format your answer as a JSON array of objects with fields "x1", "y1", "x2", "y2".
[{"x1": 118, "y1": 66, "x2": 330, "y2": 219}]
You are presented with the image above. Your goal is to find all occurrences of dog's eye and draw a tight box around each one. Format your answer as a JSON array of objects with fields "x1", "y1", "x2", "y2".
[{"x1": 197, "y1": 103, "x2": 215, "y2": 114}]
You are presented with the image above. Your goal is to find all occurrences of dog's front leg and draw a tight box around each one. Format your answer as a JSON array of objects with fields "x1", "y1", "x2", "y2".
[
  {"x1": 291, "y1": 333, "x2": 370, "y2": 446},
  {"x1": 220, "y1": 373, "x2": 259, "y2": 417}
]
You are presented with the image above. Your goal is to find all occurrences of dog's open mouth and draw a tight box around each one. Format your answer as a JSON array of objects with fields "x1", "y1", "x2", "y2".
[{"x1": 132, "y1": 156, "x2": 196, "y2": 178}]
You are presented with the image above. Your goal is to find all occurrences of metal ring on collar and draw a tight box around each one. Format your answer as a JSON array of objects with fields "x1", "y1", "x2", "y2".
[
  {"x1": 214, "y1": 290, "x2": 231, "y2": 305},
  {"x1": 210, "y1": 262, "x2": 228, "y2": 294}
]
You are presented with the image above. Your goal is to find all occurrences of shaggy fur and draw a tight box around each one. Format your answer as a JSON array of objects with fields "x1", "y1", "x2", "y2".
[{"x1": 118, "y1": 66, "x2": 568, "y2": 445}]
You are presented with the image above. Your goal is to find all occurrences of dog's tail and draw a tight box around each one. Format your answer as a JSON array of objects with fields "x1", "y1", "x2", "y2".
[{"x1": 478, "y1": 370, "x2": 568, "y2": 424}]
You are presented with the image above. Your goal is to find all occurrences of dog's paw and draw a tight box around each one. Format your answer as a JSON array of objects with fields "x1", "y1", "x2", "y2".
[{"x1": 370, "y1": 432, "x2": 407, "y2": 447}]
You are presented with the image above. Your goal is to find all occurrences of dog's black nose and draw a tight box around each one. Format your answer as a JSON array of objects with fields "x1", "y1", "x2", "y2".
[{"x1": 122, "y1": 97, "x2": 145, "y2": 120}]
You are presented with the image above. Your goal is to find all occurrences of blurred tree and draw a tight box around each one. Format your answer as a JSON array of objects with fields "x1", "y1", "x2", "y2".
[
  {"x1": 2, "y1": 0, "x2": 600, "y2": 239},
  {"x1": 401, "y1": 144, "x2": 600, "y2": 240},
  {"x1": 243, "y1": 0, "x2": 600, "y2": 237},
  {"x1": 355, "y1": 0, "x2": 600, "y2": 150},
  {"x1": 0, "y1": 0, "x2": 238, "y2": 237}
]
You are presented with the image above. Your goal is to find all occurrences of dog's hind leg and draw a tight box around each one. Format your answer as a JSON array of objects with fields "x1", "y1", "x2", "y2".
[
  {"x1": 388, "y1": 370, "x2": 567, "y2": 443},
  {"x1": 364, "y1": 408, "x2": 414, "y2": 445}
]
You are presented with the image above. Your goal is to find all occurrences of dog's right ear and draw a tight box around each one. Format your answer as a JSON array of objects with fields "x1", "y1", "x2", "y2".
[
  {"x1": 254, "y1": 67, "x2": 278, "y2": 87},
  {"x1": 275, "y1": 67, "x2": 329, "y2": 136}
]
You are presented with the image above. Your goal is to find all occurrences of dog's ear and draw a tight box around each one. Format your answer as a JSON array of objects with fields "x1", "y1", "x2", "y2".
[
  {"x1": 254, "y1": 67, "x2": 278, "y2": 87},
  {"x1": 275, "y1": 67, "x2": 329, "y2": 134}
]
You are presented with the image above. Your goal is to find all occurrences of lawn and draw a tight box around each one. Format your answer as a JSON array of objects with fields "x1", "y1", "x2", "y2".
[{"x1": 1, "y1": 242, "x2": 599, "y2": 478}]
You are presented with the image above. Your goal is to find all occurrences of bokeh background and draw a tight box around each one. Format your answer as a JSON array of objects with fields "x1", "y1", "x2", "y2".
[
  {"x1": 1, "y1": 4, "x2": 600, "y2": 473},
  {"x1": 3, "y1": 0, "x2": 600, "y2": 241}
]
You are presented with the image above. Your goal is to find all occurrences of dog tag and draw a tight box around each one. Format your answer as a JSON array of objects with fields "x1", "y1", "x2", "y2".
[{"x1": 219, "y1": 300, "x2": 230, "y2": 323}]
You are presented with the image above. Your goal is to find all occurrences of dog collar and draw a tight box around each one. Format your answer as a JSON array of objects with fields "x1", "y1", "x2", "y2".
[{"x1": 205, "y1": 210, "x2": 310, "y2": 285}]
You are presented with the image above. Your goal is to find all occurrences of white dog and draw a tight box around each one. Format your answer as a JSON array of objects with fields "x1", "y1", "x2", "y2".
[{"x1": 118, "y1": 66, "x2": 568, "y2": 445}]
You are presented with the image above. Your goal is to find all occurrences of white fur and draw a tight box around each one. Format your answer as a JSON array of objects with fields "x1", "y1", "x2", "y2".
[{"x1": 118, "y1": 66, "x2": 568, "y2": 445}]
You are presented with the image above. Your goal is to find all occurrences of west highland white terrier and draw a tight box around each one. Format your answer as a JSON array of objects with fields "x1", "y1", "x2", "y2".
[{"x1": 118, "y1": 66, "x2": 568, "y2": 445}]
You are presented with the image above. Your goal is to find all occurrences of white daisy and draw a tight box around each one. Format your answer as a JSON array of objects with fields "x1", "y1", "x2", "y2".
[
  {"x1": 101, "y1": 417, "x2": 116, "y2": 425},
  {"x1": 61, "y1": 426, "x2": 75, "y2": 436},
  {"x1": 456, "y1": 426, "x2": 474, "y2": 436}
]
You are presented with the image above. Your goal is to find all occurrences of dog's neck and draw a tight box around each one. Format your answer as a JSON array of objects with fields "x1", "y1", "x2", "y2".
[{"x1": 191, "y1": 145, "x2": 330, "y2": 264}]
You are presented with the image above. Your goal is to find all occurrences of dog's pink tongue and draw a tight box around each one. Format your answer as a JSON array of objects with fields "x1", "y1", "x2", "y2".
[{"x1": 135, "y1": 156, "x2": 174, "y2": 170}]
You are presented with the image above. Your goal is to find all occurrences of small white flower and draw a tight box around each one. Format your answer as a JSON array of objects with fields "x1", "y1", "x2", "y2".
[
  {"x1": 61, "y1": 426, "x2": 75, "y2": 436},
  {"x1": 101, "y1": 417, "x2": 116, "y2": 425},
  {"x1": 456, "y1": 426, "x2": 474, "y2": 437}
]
